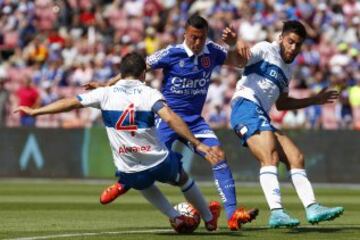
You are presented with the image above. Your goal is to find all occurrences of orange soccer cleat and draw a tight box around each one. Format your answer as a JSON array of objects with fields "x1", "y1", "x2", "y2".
[
  {"x1": 227, "y1": 207, "x2": 259, "y2": 231},
  {"x1": 204, "y1": 201, "x2": 222, "y2": 231},
  {"x1": 99, "y1": 182, "x2": 129, "y2": 204}
]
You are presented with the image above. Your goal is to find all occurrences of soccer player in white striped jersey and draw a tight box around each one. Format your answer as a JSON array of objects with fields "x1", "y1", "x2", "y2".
[
  {"x1": 14, "y1": 53, "x2": 222, "y2": 233},
  {"x1": 228, "y1": 20, "x2": 344, "y2": 228}
]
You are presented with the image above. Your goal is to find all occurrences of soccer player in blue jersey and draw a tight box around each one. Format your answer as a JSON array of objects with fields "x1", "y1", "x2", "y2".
[
  {"x1": 230, "y1": 20, "x2": 344, "y2": 228},
  {"x1": 96, "y1": 15, "x2": 258, "y2": 230}
]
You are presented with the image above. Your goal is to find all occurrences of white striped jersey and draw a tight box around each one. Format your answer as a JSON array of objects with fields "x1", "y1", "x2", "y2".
[
  {"x1": 77, "y1": 80, "x2": 169, "y2": 173},
  {"x1": 232, "y1": 41, "x2": 293, "y2": 113}
]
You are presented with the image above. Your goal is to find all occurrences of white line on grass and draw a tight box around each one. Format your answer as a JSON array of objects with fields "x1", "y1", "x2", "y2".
[
  {"x1": 3, "y1": 229, "x2": 173, "y2": 240},
  {"x1": 4, "y1": 225, "x2": 356, "y2": 240}
]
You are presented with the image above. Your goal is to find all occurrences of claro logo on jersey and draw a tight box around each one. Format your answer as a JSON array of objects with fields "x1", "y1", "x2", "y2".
[
  {"x1": 170, "y1": 72, "x2": 211, "y2": 95},
  {"x1": 119, "y1": 145, "x2": 151, "y2": 154}
]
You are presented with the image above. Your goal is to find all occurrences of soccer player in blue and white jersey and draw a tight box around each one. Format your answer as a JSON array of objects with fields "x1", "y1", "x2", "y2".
[
  {"x1": 15, "y1": 53, "x2": 223, "y2": 233},
  {"x1": 229, "y1": 20, "x2": 344, "y2": 228},
  {"x1": 98, "y1": 15, "x2": 259, "y2": 230}
]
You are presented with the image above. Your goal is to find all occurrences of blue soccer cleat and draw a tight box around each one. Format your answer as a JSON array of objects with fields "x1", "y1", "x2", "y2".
[
  {"x1": 306, "y1": 203, "x2": 344, "y2": 224},
  {"x1": 268, "y1": 209, "x2": 300, "y2": 228},
  {"x1": 269, "y1": 209, "x2": 300, "y2": 228}
]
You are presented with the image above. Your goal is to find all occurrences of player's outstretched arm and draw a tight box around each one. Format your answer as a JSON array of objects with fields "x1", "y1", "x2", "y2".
[
  {"x1": 14, "y1": 97, "x2": 83, "y2": 116},
  {"x1": 276, "y1": 88, "x2": 339, "y2": 111},
  {"x1": 157, "y1": 105, "x2": 221, "y2": 162},
  {"x1": 83, "y1": 73, "x2": 122, "y2": 90},
  {"x1": 222, "y1": 26, "x2": 250, "y2": 68}
]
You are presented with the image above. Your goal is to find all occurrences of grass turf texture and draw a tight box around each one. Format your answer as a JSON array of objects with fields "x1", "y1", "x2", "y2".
[{"x1": 0, "y1": 180, "x2": 359, "y2": 240}]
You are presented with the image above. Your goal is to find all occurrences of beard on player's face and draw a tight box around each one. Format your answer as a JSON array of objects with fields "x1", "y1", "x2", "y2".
[{"x1": 279, "y1": 33, "x2": 304, "y2": 64}]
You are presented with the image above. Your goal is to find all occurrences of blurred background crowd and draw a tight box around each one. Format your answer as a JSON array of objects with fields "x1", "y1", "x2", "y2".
[{"x1": 0, "y1": 0, "x2": 359, "y2": 129}]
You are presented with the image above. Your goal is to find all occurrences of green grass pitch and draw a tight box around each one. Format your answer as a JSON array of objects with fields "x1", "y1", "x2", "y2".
[{"x1": 0, "y1": 180, "x2": 359, "y2": 240}]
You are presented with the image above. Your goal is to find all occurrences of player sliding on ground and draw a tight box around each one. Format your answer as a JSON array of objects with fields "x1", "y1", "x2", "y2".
[
  {"x1": 15, "y1": 52, "x2": 222, "y2": 233},
  {"x1": 227, "y1": 20, "x2": 344, "y2": 228},
  {"x1": 88, "y1": 15, "x2": 258, "y2": 231}
]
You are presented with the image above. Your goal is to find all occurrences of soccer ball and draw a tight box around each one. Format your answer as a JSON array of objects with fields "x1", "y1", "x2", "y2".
[{"x1": 173, "y1": 202, "x2": 201, "y2": 232}]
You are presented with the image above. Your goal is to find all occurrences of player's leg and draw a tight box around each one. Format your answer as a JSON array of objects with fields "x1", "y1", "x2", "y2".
[
  {"x1": 140, "y1": 184, "x2": 197, "y2": 233},
  {"x1": 196, "y1": 138, "x2": 259, "y2": 230},
  {"x1": 115, "y1": 168, "x2": 178, "y2": 218},
  {"x1": 231, "y1": 98, "x2": 299, "y2": 228},
  {"x1": 140, "y1": 184, "x2": 181, "y2": 219},
  {"x1": 177, "y1": 168, "x2": 221, "y2": 231},
  {"x1": 246, "y1": 131, "x2": 300, "y2": 228},
  {"x1": 154, "y1": 151, "x2": 221, "y2": 231},
  {"x1": 274, "y1": 131, "x2": 344, "y2": 224},
  {"x1": 195, "y1": 137, "x2": 237, "y2": 217},
  {"x1": 185, "y1": 117, "x2": 258, "y2": 230},
  {"x1": 117, "y1": 163, "x2": 195, "y2": 233}
]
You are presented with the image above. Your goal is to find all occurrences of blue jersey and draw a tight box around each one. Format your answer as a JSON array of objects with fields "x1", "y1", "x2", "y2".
[{"x1": 146, "y1": 41, "x2": 227, "y2": 117}]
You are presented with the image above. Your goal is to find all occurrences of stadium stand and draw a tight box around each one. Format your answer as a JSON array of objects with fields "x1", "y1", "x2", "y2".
[{"x1": 0, "y1": 0, "x2": 359, "y2": 129}]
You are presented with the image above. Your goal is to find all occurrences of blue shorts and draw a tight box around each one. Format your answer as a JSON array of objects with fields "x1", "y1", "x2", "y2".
[
  {"x1": 156, "y1": 115, "x2": 221, "y2": 150},
  {"x1": 115, "y1": 151, "x2": 182, "y2": 190},
  {"x1": 230, "y1": 98, "x2": 276, "y2": 146}
]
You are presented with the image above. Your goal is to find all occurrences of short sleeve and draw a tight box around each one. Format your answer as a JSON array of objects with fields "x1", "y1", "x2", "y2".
[
  {"x1": 148, "y1": 88, "x2": 165, "y2": 108},
  {"x1": 208, "y1": 41, "x2": 227, "y2": 66},
  {"x1": 77, "y1": 87, "x2": 106, "y2": 108},
  {"x1": 247, "y1": 41, "x2": 272, "y2": 65},
  {"x1": 146, "y1": 46, "x2": 172, "y2": 69}
]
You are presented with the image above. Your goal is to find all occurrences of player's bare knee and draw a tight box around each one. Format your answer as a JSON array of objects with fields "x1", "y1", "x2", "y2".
[{"x1": 292, "y1": 152, "x2": 305, "y2": 168}]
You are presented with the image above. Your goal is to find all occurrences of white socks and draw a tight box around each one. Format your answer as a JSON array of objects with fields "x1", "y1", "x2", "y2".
[
  {"x1": 259, "y1": 166, "x2": 283, "y2": 210},
  {"x1": 140, "y1": 180, "x2": 213, "y2": 222},
  {"x1": 140, "y1": 184, "x2": 180, "y2": 219},
  {"x1": 290, "y1": 168, "x2": 316, "y2": 208},
  {"x1": 181, "y1": 178, "x2": 213, "y2": 222}
]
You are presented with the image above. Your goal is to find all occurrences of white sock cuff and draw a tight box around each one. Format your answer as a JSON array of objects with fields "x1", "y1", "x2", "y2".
[
  {"x1": 181, "y1": 178, "x2": 194, "y2": 192},
  {"x1": 260, "y1": 166, "x2": 278, "y2": 174},
  {"x1": 290, "y1": 168, "x2": 307, "y2": 177}
]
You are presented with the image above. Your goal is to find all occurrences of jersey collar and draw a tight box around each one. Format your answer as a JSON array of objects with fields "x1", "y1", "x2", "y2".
[
  {"x1": 115, "y1": 79, "x2": 144, "y2": 86},
  {"x1": 183, "y1": 41, "x2": 210, "y2": 57}
]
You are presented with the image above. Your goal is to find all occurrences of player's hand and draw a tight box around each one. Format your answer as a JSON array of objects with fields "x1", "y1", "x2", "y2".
[
  {"x1": 13, "y1": 106, "x2": 36, "y2": 116},
  {"x1": 222, "y1": 26, "x2": 237, "y2": 48},
  {"x1": 195, "y1": 143, "x2": 221, "y2": 164},
  {"x1": 236, "y1": 39, "x2": 251, "y2": 61},
  {"x1": 314, "y1": 88, "x2": 339, "y2": 105},
  {"x1": 82, "y1": 81, "x2": 103, "y2": 90}
]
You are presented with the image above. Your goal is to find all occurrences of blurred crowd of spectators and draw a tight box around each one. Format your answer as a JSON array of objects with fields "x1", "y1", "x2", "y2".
[{"x1": 0, "y1": 0, "x2": 359, "y2": 130}]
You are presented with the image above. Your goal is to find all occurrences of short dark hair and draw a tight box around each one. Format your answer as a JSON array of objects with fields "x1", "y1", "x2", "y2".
[
  {"x1": 282, "y1": 20, "x2": 307, "y2": 40},
  {"x1": 120, "y1": 52, "x2": 146, "y2": 78},
  {"x1": 185, "y1": 14, "x2": 208, "y2": 30}
]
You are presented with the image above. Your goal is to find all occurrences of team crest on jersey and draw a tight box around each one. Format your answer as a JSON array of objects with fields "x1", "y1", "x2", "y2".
[
  {"x1": 201, "y1": 56, "x2": 210, "y2": 68},
  {"x1": 179, "y1": 60, "x2": 185, "y2": 68}
]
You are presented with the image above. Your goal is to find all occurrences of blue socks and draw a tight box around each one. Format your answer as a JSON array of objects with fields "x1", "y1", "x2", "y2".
[
  {"x1": 212, "y1": 160, "x2": 237, "y2": 219},
  {"x1": 192, "y1": 138, "x2": 237, "y2": 220}
]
